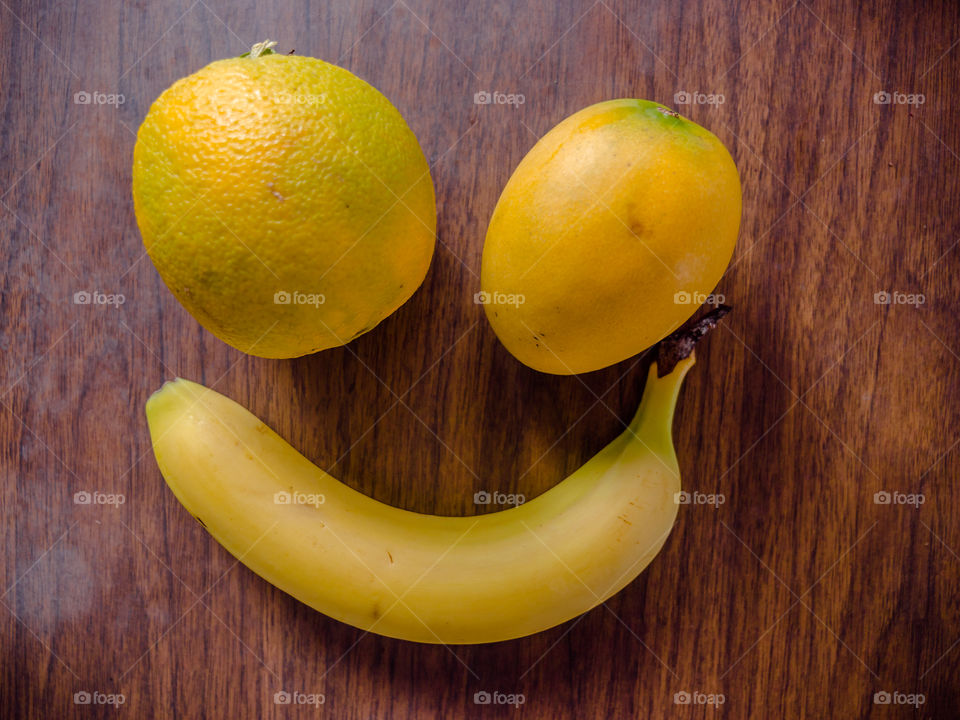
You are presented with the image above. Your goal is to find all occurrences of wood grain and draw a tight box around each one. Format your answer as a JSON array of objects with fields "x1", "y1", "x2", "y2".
[{"x1": 2, "y1": 0, "x2": 959, "y2": 717}]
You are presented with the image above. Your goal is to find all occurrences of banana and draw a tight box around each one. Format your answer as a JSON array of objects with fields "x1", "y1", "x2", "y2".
[{"x1": 145, "y1": 356, "x2": 695, "y2": 644}]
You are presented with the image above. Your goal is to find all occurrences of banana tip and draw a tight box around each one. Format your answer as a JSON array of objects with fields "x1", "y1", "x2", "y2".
[{"x1": 145, "y1": 377, "x2": 187, "y2": 414}]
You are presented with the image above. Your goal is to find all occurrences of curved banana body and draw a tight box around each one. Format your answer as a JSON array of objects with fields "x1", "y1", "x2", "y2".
[{"x1": 145, "y1": 356, "x2": 693, "y2": 644}]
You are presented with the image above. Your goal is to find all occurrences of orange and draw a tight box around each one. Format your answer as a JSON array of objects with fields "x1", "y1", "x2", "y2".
[{"x1": 133, "y1": 44, "x2": 435, "y2": 358}]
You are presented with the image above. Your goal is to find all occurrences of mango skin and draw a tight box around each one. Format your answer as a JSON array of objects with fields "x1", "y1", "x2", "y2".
[{"x1": 480, "y1": 99, "x2": 741, "y2": 374}]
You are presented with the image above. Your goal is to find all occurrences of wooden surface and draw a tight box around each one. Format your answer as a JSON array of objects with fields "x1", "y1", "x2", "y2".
[{"x1": 2, "y1": 0, "x2": 959, "y2": 717}]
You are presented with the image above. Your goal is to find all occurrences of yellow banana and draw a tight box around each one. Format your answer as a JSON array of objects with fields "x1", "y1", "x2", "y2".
[{"x1": 146, "y1": 356, "x2": 695, "y2": 644}]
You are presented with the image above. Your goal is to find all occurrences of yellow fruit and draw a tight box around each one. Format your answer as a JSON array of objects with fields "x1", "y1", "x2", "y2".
[
  {"x1": 480, "y1": 99, "x2": 740, "y2": 374},
  {"x1": 132, "y1": 44, "x2": 435, "y2": 358},
  {"x1": 145, "y1": 355, "x2": 696, "y2": 644}
]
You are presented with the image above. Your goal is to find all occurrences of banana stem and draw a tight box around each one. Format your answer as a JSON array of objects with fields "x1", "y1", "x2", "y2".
[
  {"x1": 657, "y1": 304, "x2": 731, "y2": 377},
  {"x1": 630, "y1": 303, "x2": 731, "y2": 442},
  {"x1": 629, "y1": 355, "x2": 695, "y2": 442}
]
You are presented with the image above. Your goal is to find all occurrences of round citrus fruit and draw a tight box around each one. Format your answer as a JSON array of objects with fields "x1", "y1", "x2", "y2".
[
  {"x1": 132, "y1": 43, "x2": 436, "y2": 358},
  {"x1": 480, "y1": 98, "x2": 740, "y2": 374}
]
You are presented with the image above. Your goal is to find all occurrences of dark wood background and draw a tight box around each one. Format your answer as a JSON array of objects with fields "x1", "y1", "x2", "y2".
[{"x1": 2, "y1": 0, "x2": 959, "y2": 717}]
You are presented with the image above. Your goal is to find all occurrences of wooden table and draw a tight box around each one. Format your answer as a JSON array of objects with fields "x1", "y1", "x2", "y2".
[{"x1": 2, "y1": 1, "x2": 958, "y2": 717}]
